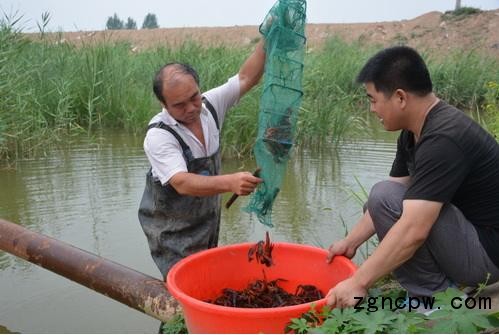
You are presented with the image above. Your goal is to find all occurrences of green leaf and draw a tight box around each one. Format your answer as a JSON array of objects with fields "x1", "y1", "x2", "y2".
[
  {"x1": 487, "y1": 312, "x2": 499, "y2": 327},
  {"x1": 427, "y1": 308, "x2": 492, "y2": 333},
  {"x1": 160, "y1": 313, "x2": 188, "y2": 334},
  {"x1": 429, "y1": 318, "x2": 458, "y2": 334},
  {"x1": 287, "y1": 317, "x2": 311, "y2": 334},
  {"x1": 351, "y1": 310, "x2": 399, "y2": 333},
  {"x1": 314, "y1": 307, "x2": 357, "y2": 333},
  {"x1": 315, "y1": 317, "x2": 342, "y2": 333},
  {"x1": 433, "y1": 287, "x2": 465, "y2": 307},
  {"x1": 386, "y1": 312, "x2": 427, "y2": 334}
]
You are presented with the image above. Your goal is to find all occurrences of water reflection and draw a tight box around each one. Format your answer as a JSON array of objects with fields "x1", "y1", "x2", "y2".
[{"x1": 0, "y1": 132, "x2": 397, "y2": 333}]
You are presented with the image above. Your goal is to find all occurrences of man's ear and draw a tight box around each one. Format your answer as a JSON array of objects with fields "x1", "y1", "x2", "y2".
[{"x1": 394, "y1": 89, "x2": 407, "y2": 108}]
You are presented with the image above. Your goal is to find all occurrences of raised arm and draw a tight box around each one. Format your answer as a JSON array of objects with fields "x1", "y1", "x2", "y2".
[{"x1": 238, "y1": 40, "x2": 266, "y2": 97}]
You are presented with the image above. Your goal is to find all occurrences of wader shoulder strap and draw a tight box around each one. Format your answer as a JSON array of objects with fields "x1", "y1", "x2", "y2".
[
  {"x1": 146, "y1": 97, "x2": 217, "y2": 161},
  {"x1": 202, "y1": 96, "x2": 219, "y2": 130},
  {"x1": 147, "y1": 122, "x2": 194, "y2": 162}
]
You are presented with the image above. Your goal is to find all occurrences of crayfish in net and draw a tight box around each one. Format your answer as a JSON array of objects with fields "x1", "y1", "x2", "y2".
[{"x1": 248, "y1": 231, "x2": 274, "y2": 267}]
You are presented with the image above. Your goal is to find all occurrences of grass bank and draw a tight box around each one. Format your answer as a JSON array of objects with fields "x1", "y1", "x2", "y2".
[{"x1": 1, "y1": 23, "x2": 498, "y2": 161}]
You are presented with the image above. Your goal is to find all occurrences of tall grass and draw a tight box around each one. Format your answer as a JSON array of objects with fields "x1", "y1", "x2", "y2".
[
  {"x1": 428, "y1": 50, "x2": 498, "y2": 111},
  {"x1": 483, "y1": 80, "x2": 499, "y2": 138},
  {"x1": 298, "y1": 37, "x2": 373, "y2": 146},
  {"x1": 0, "y1": 20, "x2": 498, "y2": 161}
]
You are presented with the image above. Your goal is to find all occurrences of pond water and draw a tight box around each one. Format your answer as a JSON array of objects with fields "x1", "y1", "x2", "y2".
[{"x1": 0, "y1": 131, "x2": 397, "y2": 333}]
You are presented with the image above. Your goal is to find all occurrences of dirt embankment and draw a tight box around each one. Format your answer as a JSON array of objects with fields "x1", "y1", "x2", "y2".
[{"x1": 42, "y1": 9, "x2": 499, "y2": 57}]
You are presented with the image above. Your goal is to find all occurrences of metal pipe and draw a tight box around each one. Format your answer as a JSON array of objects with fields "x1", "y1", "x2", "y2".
[{"x1": 0, "y1": 218, "x2": 179, "y2": 322}]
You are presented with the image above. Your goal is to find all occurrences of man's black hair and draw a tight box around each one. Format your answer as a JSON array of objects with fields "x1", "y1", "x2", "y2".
[
  {"x1": 356, "y1": 46, "x2": 432, "y2": 97},
  {"x1": 152, "y1": 62, "x2": 200, "y2": 105}
]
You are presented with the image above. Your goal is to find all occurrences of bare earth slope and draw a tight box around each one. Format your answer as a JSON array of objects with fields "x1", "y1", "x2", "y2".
[{"x1": 48, "y1": 9, "x2": 499, "y2": 57}]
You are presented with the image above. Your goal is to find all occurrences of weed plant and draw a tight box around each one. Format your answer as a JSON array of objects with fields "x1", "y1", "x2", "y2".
[
  {"x1": 287, "y1": 287, "x2": 499, "y2": 333},
  {"x1": 160, "y1": 313, "x2": 188, "y2": 334}
]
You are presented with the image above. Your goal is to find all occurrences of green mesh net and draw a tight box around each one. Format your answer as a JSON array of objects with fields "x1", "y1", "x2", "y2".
[{"x1": 244, "y1": 0, "x2": 307, "y2": 227}]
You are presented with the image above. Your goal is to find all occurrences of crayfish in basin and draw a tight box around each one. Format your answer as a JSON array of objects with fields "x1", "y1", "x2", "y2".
[{"x1": 208, "y1": 232, "x2": 324, "y2": 308}]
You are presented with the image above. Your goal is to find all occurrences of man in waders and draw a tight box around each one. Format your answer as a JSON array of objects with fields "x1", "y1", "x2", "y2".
[{"x1": 138, "y1": 41, "x2": 265, "y2": 280}]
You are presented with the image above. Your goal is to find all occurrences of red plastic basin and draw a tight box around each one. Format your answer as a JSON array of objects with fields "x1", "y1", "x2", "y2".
[{"x1": 166, "y1": 242, "x2": 356, "y2": 334}]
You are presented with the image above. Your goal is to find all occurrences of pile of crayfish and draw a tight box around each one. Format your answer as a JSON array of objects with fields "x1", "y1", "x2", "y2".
[
  {"x1": 207, "y1": 232, "x2": 324, "y2": 308},
  {"x1": 208, "y1": 277, "x2": 324, "y2": 308}
]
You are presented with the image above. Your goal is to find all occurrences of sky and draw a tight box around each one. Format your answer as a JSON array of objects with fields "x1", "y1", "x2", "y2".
[{"x1": 0, "y1": 0, "x2": 498, "y2": 33}]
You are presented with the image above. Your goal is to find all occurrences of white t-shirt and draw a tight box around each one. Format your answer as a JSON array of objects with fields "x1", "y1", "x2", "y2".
[{"x1": 144, "y1": 74, "x2": 241, "y2": 185}]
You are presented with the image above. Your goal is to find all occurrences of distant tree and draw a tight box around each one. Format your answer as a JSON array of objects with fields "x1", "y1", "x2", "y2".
[
  {"x1": 125, "y1": 17, "x2": 137, "y2": 29},
  {"x1": 142, "y1": 13, "x2": 159, "y2": 29},
  {"x1": 106, "y1": 13, "x2": 124, "y2": 30}
]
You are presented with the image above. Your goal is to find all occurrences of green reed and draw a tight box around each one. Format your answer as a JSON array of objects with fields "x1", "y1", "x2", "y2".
[
  {"x1": 0, "y1": 22, "x2": 497, "y2": 161},
  {"x1": 298, "y1": 37, "x2": 374, "y2": 146},
  {"x1": 427, "y1": 50, "x2": 498, "y2": 112}
]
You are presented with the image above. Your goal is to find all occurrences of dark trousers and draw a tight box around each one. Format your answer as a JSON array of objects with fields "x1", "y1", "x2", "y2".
[{"x1": 368, "y1": 180, "x2": 499, "y2": 297}]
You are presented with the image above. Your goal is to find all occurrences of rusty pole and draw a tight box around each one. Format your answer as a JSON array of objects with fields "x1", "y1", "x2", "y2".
[{"x1": 0, "y1": 218, "x2": 179, "y2": 322}]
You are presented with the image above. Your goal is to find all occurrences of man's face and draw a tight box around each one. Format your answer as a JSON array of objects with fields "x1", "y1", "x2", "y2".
[
  {"x1": 162, "y1": 74, "x2": 202, "y2": 125},
  {"x1": 365, "y1": 82, "x2": 403, "y2": 131}
]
